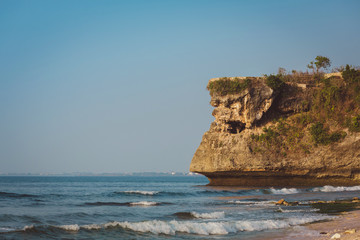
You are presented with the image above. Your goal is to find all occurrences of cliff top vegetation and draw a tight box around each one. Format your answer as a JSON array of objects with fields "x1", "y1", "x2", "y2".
[
  {"x1": 208, "y1": 56, "x2": 360, "y2": 155},
  {"x1": 207, "y1": 77, "x2": 251, "y2": 96}
]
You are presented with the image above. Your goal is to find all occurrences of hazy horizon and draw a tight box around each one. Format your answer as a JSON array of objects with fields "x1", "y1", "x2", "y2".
[
  {"x1": 0, "y1": 171, "x2": 200, "y2": 176},
  {"x1": 1, "y1": 0, "x2": 360, "y2": 174}
]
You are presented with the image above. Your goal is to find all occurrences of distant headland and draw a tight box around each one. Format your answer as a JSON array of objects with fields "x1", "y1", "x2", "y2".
[{"x1": 190, "y1": 56, "x2": 360, "y2": 186}]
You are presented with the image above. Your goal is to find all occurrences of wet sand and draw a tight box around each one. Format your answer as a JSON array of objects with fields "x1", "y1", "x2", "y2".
[
  {"x1": 308, "y1": 210, "x2": 360, "y2": 240},
  {"x1": 285, "y1": 210, "x2": 360, "y2": 240}
]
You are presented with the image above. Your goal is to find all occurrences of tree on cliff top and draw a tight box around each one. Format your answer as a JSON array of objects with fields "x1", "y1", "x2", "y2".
[{"x1": 307, "y1": 56, "x2": 331, "y2": 73}]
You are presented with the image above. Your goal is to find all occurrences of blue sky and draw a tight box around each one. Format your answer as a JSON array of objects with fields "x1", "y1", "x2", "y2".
[{"x1": 1, "y1": 0, "x2": 360, "y2": 174}]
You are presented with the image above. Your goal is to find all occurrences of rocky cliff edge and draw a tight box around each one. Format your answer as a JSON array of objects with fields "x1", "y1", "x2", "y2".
[{"x1": 190, "y1": 74, "x2": 360, "y2": 186}]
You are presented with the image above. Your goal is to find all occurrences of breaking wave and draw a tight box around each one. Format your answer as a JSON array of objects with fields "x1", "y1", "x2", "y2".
[
  {"x1": 268, "y1": 188, "x2": 300, "y2": 195},
  {"x1": 58, "y1": 224, "x2": 80, "y2": 231},
  {"x1": 228, "y1": 200, "x2": 274, "y2": 205},
  {"x1": 0, "y1": 227, "x2": 17, "y2": 233},
  {"x1": 174, "y1": 211, "x2": 225, "y2": 219},
  {"x1": 312, "y1": 185, "x2": 360, "y2": 192},
  {"x1": 112, "y1": 190, "x2": 193, "y2": 197},
  {"x1": 76, "y1": 216, "x2": 333, "y2": 235},
  {"x1": 14, "y1": 216, "x2": 335, "y2": 235},
  {"x1": 191, "y1": 211, "x2": 225, "y2": 219},
  {"x1": 129, "y1": 201, "x2": 159, "y2": 206},
  {"x1": 103, "y1": 216, "x2": 334, "y2": 235},
  {"x1": 277, "y1": 207, "x2": 319, "y2": 213},
  {"x1": 84, "y1": 201, "x2": 162, "y2": 206},
  {"x1": 121, "y1": 190, "x2": 159, "y2": 195}
]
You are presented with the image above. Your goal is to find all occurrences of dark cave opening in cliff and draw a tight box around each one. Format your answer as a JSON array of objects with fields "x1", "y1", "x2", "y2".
[{"x1": 227, "y1": 121, "x2": 245, "y2": 134}]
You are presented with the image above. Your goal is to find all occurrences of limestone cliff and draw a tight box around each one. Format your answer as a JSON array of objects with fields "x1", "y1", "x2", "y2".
[{"x1": 190, "y1": 74, "x2": 360, "y2": 186}]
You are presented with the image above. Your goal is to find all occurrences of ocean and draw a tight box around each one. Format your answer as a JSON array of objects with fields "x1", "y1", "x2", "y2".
[{"x1": 1, "y1": 176, "x2": 360, "y2": 239}]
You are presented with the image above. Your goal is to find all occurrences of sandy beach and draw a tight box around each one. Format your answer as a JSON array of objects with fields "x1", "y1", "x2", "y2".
[
  {"x1": 283, "y1": 210, "x2": 360, "y2": 240},
  {"x1": 309, "y1": 210, "x2": 360, "y2": 240}
]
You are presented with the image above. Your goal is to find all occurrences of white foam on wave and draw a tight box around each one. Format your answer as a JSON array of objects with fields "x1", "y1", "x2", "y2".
[
  {"x1": 228, "y1": 200, "x2": 274, "y2": 205},
  {"x1": 123, "y1": 190, "x2": 159, "y2": 195},
  {"x1": 23, "y1": 225, "x2": 34, "y2": 231},
  {"x1": 269, "y1": 187, "x2": 299, "y2": 194},
  {"x1": 30, "y1": 215, "x2": 335, "y2": 235},
  {"x1": 58, "y1": 224, "x2": 80, "y2": 231},
  {"x1": 277, "y1": 207, "x2": 319, "y2": 213},
  {"x1": 103, "y1": 216, "x2": 334, "y2": 235},
  {"x1": 190, "y1": 211, "x2": 225, "y2": 219},
  {"x1": 82, "y1": 224, "x2": 102, "y2": 230},
  {"x1": 312, "y1": 185, "x2": 360, "y2": 192},
  {"x1": 129, "y1": 201, "x2": 158, "y2": 206},
  {"x1": 0, "y1": 227, "x2": 17, "y2": 232}
]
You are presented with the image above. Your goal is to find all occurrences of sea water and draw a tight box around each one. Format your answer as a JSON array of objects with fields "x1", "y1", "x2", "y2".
[{"x1": 0, "y1": 176, "x2": 359, "y2": 239}]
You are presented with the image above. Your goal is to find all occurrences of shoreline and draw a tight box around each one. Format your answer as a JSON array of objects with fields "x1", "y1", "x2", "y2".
[
  {"x1": 307, "y1": 210, "x2": 360, "y2": 240},
  {"x1": 283, "y1": 210, "x2": 360, "y2": 240}
]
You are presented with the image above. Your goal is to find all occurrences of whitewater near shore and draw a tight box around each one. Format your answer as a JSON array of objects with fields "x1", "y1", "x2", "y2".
[{"x1": 1, "y1": 176, "x2": 360, "y2": 239}]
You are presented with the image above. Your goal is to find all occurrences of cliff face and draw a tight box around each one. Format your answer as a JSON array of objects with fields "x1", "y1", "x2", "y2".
[{"x1": 190, "y1": 76, "x2": 360, "y2": 186}]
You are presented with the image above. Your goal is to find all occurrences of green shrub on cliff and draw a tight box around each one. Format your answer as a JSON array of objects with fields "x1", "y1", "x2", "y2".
[
  {"x1": 207, "y1": 77, "x2": 251, "y2": 96},
  {"x1": 347, "y1": 115, "x2": 360, "y2": 132},
  {"x1": 342, "y1": 65, "x2": 360, "y2": 84},
  {"x1": 309, "y1": 122, "x2": 345, "y2": 145},
  {"x1": 266, "y1": 75, "x2": 284, "y2": 91},
  {"x1": 251, "y1": 127, "x2": 281, "y2": 149},
  {"x1": 341, "y1": 65, "x2": 360, "y2": 106},
  {"x1": 314, "y1": 83, "x2": 341, "y2": 116}
]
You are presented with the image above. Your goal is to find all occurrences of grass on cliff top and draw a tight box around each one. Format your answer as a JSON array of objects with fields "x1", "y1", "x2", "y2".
[
  {"x1": 207, "y1": 77, "x2": 251, "y2": 96},
  {"x1": 207, "y1": 75, "x2": 285, "y2": 96}
]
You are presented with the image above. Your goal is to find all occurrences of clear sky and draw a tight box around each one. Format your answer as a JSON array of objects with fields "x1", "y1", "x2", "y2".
[{"x1": 1, "y1": 0, "x2": 360, "y2": 174}]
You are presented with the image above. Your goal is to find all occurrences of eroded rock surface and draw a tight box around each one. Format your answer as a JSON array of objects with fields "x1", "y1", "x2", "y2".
[{"x1": 210, "y1": 78, "x2": 274, "y2": 131}]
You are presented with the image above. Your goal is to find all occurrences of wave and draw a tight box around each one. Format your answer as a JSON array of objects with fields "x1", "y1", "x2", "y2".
[
  {"x1": 84, "y1": 201, "x2": 163, "y2": 207},
  {"x1": 58, "y1": 224, "x2": 80, "y2": 231},
  {"x1": 277, "y1": 207, "x2": 319, "y2": 213},
  {"x1": 129, "y1": 201, "x2": 159, "y2": 206},
  {"x1": 268, "y1": 188, "x2": 300, "y2": 195},
  {"x1": 227, "y1": 200, "x2": 274, "y2": 205},
  {"x1": 191, "y1": 211, "x2": 225, "y2": 219},
  {"x1": 312, "y1": 185, "x2": 360, "y2": 192},
  {"x1": 174, "y1": 211, "x2": 225, "y2": 220},
  {"x1": 112, "y1": 189, "x2": 246, "y2": 198},
  {"x1": 114, "y1": 190, "x2": 159, "y2": 196},
  {"x1": 0, "y1": 227, "x2": 17, "y2": 233},
  {"x1": 14, "y1": 215, "x2": 334, "y2": 235},
  {"x1": 112, "y1": 190, "x2": 191, "y2": 197},
  {"x1": 85, "y1": 201, "x2": 129, "y2": 206},
  {"x1": 0, "y1": 225, "x2": 37, "y2": 234},
  {"x1": 102, "y1": 216, "x2": 334, "y2": 235},
  {"x1": 81, "y1": 224, "x2": 102, "y2": 230},
  {"x1": 0, "y1": 191, "x2": 38, "y2": 198}
]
